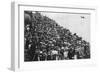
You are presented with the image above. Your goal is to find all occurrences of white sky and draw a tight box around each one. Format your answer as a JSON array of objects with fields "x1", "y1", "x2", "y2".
[{"x1": 40, "y1": 12, "x2": 90, "y2": 42}]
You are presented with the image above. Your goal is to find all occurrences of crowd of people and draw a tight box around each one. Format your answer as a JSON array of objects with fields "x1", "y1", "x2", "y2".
[{"x1": 24, "y1": 11, "x2": 90, "y2": 61}]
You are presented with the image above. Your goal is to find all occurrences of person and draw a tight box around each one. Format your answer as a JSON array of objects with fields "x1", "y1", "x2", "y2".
[
  {"x1": 68, "y1": 48, "x2": 75, "y2": 59},
  {"x1": 47, "y1": 51, "x2": 52, "y2": 60},
  {"x1": 64, "y1": 51, "x2": 68, "y2": 60},
  {"x1": 60, "y1": 48, "x2": 64, "y2": 60},
  {"x1": 51, "y1": 50, "x2": 58, "y2": 60}
]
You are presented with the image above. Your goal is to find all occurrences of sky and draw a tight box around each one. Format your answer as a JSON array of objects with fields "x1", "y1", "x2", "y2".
[{"x1": 39, "y1": 12, "x2": 90, "y2": 42}]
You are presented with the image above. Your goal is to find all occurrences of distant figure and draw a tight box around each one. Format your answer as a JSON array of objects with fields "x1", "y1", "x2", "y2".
[
  {"x1": 68, "y1": 49, "x2": 75, "y2": 59},
  {"x1": 81, "y1": 16, "x2": 85, "y2": 19}
]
